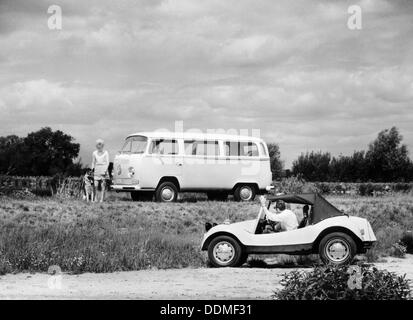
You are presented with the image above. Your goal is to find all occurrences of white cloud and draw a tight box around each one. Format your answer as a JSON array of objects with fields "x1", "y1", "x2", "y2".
[{"x1": 0, "y1": 0, "x2": 412, "y2": 167}]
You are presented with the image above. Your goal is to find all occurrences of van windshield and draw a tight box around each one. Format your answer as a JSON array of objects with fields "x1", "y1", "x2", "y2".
[{"x1": 120, "y1": 136, "x2": 148, "y2": 154}]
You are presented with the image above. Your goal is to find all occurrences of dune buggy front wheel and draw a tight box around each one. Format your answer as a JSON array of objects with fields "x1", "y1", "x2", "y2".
[{"x1": 207, "y1": 235, "x2": 245, "y2": 267}]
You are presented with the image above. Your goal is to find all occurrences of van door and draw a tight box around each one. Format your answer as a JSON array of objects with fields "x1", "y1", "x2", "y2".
[
  {"x1": 181, "y1": 139, "x2": 226, "y2": 190},
  {"x1": 143, "y1": 138, "x2": 183, "y2": 188}
]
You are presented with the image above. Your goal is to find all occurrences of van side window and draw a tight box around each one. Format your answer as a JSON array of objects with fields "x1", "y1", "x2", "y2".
[
  {"x1": 224, "y1": 141, "x2": 258, "y2": 157},
  {"x1": 150, "y1": 139, "x2": 178, "y2": 155},
  {"x1": 240, "y1": 142, "x2": 258, "y2": 157},
  {"x1": 184, "y1": 140, "x2": 219, "y2": 156},
  {"x1": 224, "y1": 141, "x2": 239, "y2": 156}
]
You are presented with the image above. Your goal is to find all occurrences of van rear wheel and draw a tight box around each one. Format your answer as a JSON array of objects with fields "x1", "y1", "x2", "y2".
[
  {"x1": 234, "y1": 184, "x2": 256, "y2": 202},
  {"x1": 155, "y1": 182, "x2": 178, "y2": 202}
]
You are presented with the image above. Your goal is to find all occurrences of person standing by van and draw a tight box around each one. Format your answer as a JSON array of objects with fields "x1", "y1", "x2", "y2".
[{"x1": 91, "y1": 139, "x2": 110, "y2": 202}]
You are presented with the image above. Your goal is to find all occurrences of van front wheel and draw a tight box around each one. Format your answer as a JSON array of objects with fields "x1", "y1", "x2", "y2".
[
  {"x1": 155, "y1": 182, "x2": 178, "y2": 202},
  {"x1": 234, "y1": 184, "x2": 256, "y2": 202}
]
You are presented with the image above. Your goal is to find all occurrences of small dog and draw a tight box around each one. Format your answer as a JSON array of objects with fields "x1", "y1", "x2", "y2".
[{"x1": 83, "y1": 169, "x2": 95, "y2": 202}]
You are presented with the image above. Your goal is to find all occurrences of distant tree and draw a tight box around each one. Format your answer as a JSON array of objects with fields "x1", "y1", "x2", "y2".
[
  {"x1": 0, "y1": 135, "x2": 25, "y2": 175},
  {"x1": 267, "y1": 143, "x2": 284, "y2": 180},
  {"x1": 330, "y1": 151, "x2": 367, "y2": 182},
  {"x1": 0, "y1": 127, "x2": 81, "y2": 176},
  {"x1": 365, "y1": 127, "x2": 412, "y2": 182},
  {"x1": 292, "y1": 151, "x2": 331, "y2": 181},
  {"x1": 65, "y1": 159, "x2": 84, "y2": 177}
]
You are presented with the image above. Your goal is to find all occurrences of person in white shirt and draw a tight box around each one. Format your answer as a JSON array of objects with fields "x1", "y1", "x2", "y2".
[
  {"x1": 91, "y1": 139, "x2": 110, "y2": 203},
  {"x1": 259, "y1": 197, "x2": 299, "y2": 232}
]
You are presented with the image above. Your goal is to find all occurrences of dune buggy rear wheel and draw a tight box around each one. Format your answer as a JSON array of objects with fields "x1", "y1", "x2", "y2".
[
  {"x1": 208, "y1": 235, "x2": 244, "y2": 267},
  {"x1": 319, "y1": 232, "x2": 356, "y2": 266}
]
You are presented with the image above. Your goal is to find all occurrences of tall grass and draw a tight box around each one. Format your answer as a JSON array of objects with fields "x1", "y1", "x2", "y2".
[
  {"x1": 0, "y1": 197, "x2": 256, "y2": 274},
  {"x1": 0, "y1": 194, "x2": 412, "y2": 274}
]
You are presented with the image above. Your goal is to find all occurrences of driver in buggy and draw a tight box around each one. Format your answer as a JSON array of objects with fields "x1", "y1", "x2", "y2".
[{"x1": 258, "y1": 196, "x2": 299, "y2": 233}]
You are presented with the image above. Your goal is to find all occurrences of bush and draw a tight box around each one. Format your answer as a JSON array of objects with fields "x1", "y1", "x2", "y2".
[
  {"x1": 390, "y1": 242, "x2": 407, "y2": 258},
  {"x1": 274, "y1": 179, "x2": 413, "y2": 196},
  {"x1": 273, "y1": 265, "x2": 411, "y2": 300},
  {"x1": 359, "y1": 183, "x2": 376, "y2": 196},
  {"x1": 400, "y1": 232, "x2": 413, "y2": 254},
  {"x1": 273, "y1": 176, "x2": 318, "y2": 194},
  {"x1": 315, "y1": 182, "x2": 331, "y2": 194}
]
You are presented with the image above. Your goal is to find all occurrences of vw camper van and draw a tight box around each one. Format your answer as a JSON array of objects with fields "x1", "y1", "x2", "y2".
[{"x1": 112, "y1": 132, "x2": 273, "y2": 202}]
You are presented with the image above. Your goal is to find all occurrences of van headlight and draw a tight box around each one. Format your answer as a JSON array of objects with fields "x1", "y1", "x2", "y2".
[{"x1": 128, "y1": 167, "x2": 135, "y2": 177}]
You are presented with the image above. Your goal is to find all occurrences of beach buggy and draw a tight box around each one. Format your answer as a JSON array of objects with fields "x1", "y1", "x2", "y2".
[{"x1": 202, "y1": 193, "x2": 376, "y2": 267}]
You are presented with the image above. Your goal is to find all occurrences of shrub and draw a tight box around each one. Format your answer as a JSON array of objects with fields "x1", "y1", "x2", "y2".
[
  {"x1": 400, "y1": 232, "x2": 413, "y2": 254},
  {"x1": 0, "y1": 256, "x2": 13, "y2": 275},
  {"x1": 273, "y1": 265, "x2": 411, "y2": 300},
  {"x1": 273, "y1": 176, "x2": 318, "y2": 194},
  {"x1": 390, "y1": 242, "x2": 407, "y2": 258},
  {"x1": 314, "y1": 182, "x2": 331, "y2": 194},
  {"x1": 359, "y1": 183, "x2": 374, "y2": 196}
]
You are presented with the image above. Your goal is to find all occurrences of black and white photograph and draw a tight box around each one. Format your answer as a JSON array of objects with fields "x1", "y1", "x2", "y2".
[{"x1": 0, "y1": 0, "x2": 412, "y2": 312}]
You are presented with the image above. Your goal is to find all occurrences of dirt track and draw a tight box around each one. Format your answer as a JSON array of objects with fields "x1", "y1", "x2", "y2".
[{"x1": 1, "y1": 255, "x2": 412, "y2": 300}]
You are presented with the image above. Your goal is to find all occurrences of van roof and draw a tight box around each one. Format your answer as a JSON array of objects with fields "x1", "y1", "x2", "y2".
[{"x1": 127, "y1": 131, "x2": 265, "y2": 142}]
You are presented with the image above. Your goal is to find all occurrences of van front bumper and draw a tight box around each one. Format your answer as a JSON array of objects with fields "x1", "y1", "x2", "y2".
[{"x1": 111, "y1": 184, "x2": 141, "y2": 191}]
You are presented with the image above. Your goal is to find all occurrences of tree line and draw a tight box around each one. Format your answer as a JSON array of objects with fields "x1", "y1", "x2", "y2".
[
  {"x1": 0, "y1": 127, "x2": 82, "y2": 176},
  {"x1": 290, "y1": 127, "x2": 413, "y2": 182}
]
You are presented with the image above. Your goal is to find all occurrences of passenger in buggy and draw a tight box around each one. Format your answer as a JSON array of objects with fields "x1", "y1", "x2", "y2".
[{"x1": 298, "y1": 205, "x2": 310, "y2": 229}]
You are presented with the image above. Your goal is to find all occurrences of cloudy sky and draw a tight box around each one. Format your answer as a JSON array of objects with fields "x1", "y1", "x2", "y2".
[{"x1": 0, "y1": 0, "x2": 412, "y2": 167}]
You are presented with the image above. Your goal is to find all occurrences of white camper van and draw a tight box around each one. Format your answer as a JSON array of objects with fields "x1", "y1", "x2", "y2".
[{"x1": 112, "y1": 132, "x2": 273, "y2": 202}]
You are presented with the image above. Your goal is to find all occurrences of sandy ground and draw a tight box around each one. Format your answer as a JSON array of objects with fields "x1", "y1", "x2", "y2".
[{"x1": 1, "y1": 255, "x2": 412, "y2": 300}]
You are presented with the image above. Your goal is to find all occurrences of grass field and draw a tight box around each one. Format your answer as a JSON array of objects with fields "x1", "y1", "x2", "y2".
[{"x1": 0, "y1": 192, "x2": 412, "y2": 274}]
